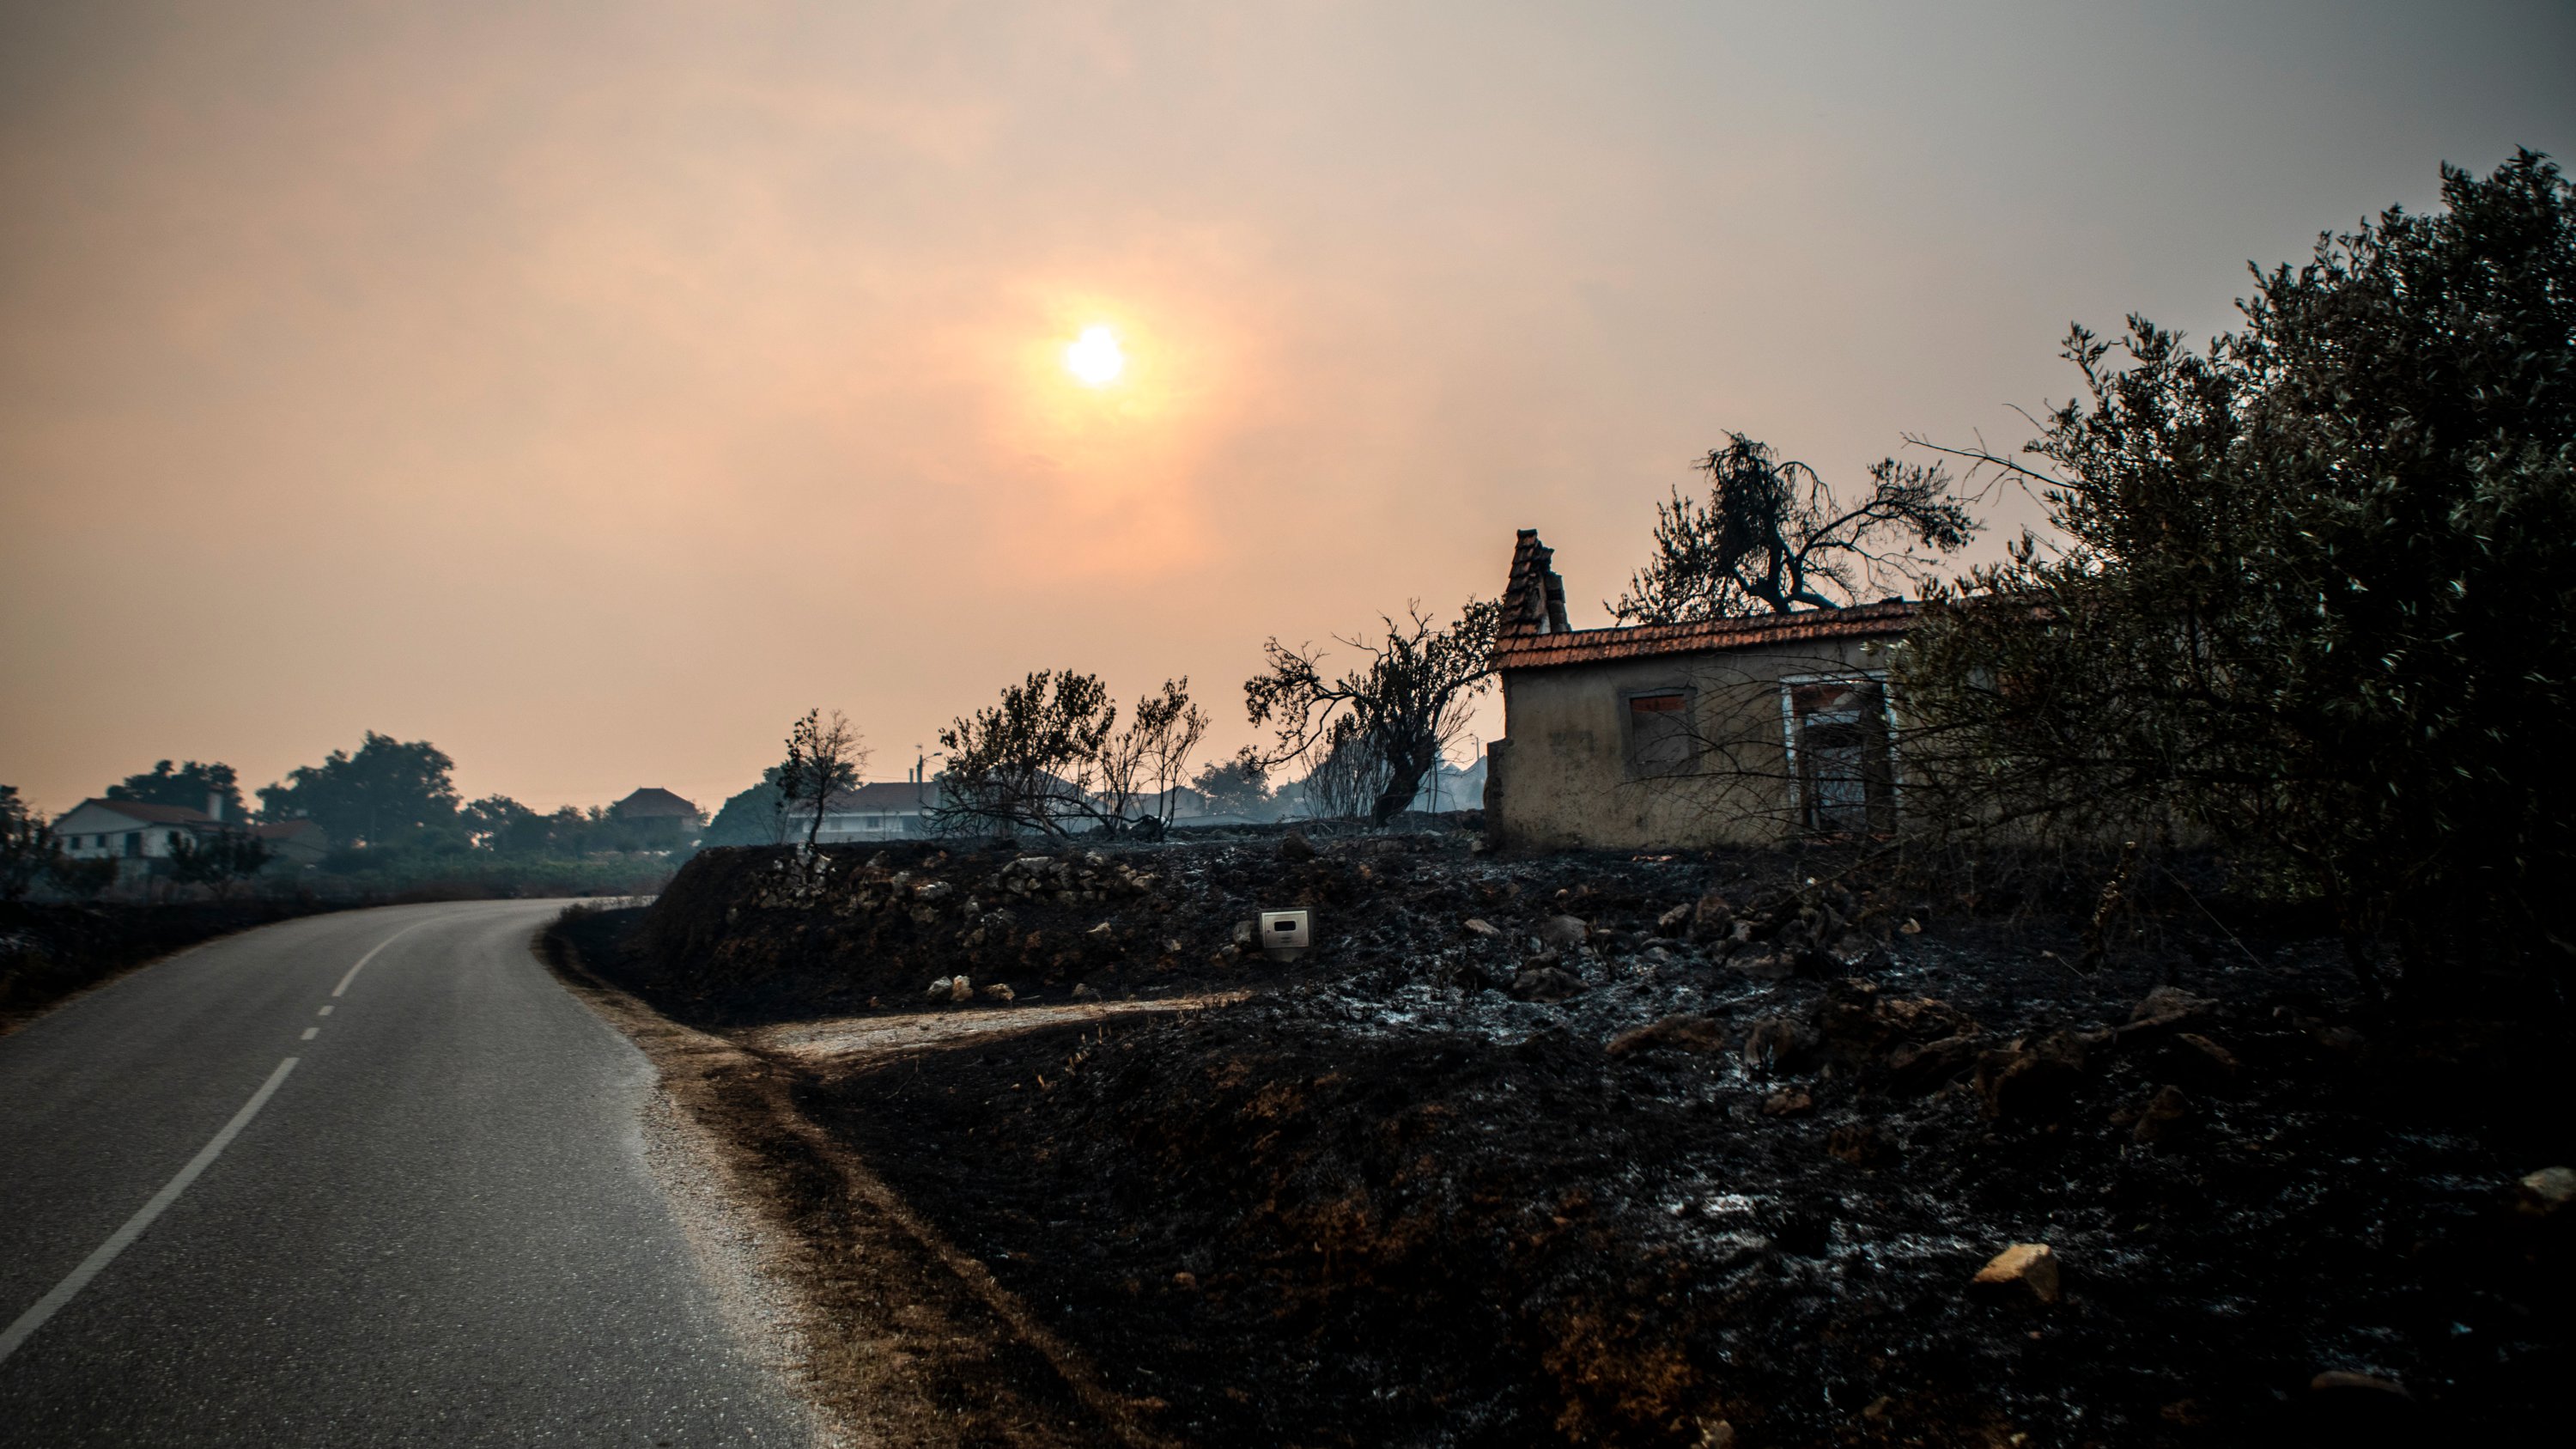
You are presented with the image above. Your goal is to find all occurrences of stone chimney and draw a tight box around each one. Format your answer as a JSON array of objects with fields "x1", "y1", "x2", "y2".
[{"x1": 1500, "y1": 529, "x2": 1570, "y2": 637}]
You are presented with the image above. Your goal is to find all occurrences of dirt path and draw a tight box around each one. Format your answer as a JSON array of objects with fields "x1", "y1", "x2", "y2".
[
  {"x1": 547, "y1": 941, "x2": 1229, "y2": 1449},
  {"x1": 744, "y1": 992, "x2": 1250, "y2": 1066}
]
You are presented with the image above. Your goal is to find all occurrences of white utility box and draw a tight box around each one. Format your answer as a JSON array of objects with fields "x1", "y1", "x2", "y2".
[{"x1": 1259, "y1": 908, "x2": 1311, "y2": 961}]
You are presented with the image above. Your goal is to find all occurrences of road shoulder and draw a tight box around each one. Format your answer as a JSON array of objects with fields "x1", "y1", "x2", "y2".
[{"x1": 541, "y1": 926, "x2": 1151, "y2": 1449}]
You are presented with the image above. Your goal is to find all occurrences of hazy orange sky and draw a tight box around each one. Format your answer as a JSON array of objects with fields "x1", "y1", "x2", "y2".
[{"x1": 5, "y1": 1, "x2": 2572, "y2": 815}]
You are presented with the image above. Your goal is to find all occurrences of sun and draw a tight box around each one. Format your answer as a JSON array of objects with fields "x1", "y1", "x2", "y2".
[{"x1": 1063, "y1": 325, "x2": 1125, "y2": 387}]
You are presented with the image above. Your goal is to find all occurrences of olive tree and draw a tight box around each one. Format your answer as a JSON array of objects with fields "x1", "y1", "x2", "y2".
[
  {"x1": 1612, "y1": 435, "x2": 1978, "y2": 622},
  {"x1": 0, "y1": 787, "x2": 55, "y2": 904},
  {"x1": 1245, "y1": 599, "x2": 1499, "y2": 826},
  {"x1": 933, "y1": 673, "x2": 1209, "y2": 837},
  {"x1": 1899, "y1": 149, "x2": 2576, "y2": 988},
  {"x1": 777, "y1": 709, "x2": 868, "y2": 851},
  {"x1": 167, "y1": 830, "x2": 274, "y2": 901}
]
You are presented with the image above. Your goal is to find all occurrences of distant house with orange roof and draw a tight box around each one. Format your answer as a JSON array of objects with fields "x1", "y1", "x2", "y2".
[
  {"x1": 54, "y1": 797, "x2": 228, "y2": 867},
  {"x1": 611, "y1": 787, "x2": 703, "y2": 845},
  {"x1": 52, "y1": 795, "x2": 326, "y2": 881}
]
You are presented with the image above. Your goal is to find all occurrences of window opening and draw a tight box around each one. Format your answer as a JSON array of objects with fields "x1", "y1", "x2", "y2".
[{"x1": 1626, "y1": 691, "x2": 1692, "y2": 774}]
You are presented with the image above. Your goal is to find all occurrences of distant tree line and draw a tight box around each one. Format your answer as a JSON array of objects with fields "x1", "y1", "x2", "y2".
[{"x1": 5, "y1": 729, "x2": 706, "y2": 902}]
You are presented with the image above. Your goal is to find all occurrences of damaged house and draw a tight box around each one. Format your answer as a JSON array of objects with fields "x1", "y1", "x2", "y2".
[{"x1": 1484, "y1": 530, "x2": 1910, "y2": 850}]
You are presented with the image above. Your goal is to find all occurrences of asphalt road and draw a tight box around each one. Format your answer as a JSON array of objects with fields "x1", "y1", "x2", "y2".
[{"x1": 0, "y1": 900, "x2": 813, "y2": 1447}]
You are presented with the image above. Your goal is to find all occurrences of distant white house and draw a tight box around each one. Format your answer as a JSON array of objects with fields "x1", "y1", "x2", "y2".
[
  {"x1": 786, "y1": 782, "x2": 941, "y2": 843},
  {"x1": 51, "y1": 795, "x2": 324, "y2": 882},
  {"x1": 1416, "y1": 753, "x2": 1488, "y2": 813},
  {"x1": 53, "y1": 794, "x2": 337, "y2": 876},
  {"x1": 1270, "y1": 752, "x2": 1489, "y2": 822},
  {"x1": 54, "y1": 797, "x2": 228, "y2": 865},
  {"x1": 1150, "y1": 784, "x2": 1267, "y2": 829}
]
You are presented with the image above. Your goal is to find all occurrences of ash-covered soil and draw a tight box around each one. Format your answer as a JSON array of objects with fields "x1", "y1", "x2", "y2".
[{"x1": 593, "y1": 835, "x2": 2573, "y2": 1447}]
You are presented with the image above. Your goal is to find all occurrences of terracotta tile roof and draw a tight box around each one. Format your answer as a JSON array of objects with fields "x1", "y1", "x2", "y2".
[
  {"x1": 1487, "y1": 530, "x2": 1914, "y2": 670},
  {"x1": 613, "y1": 786, "x2": 700, "y2": 818},
  {"x1": 67, "y1": 797, "x2": 217, "y2": 826}
]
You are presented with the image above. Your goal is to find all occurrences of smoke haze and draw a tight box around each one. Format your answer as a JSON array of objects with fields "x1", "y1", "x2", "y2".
[{"x1": 4, "y1": 1, "x2": 2570, "y2": 809}]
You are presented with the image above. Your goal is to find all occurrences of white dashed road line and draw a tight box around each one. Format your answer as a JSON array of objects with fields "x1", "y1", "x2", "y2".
[
  {"x1": 301, "y1": 1027, "x2": 319, "y2": 1040},
  {"x1": 333, "y1": 919, "x2": 434, "y2": 998},
  {"x1": 0, "y1": 1056, "x2": 301, "y2": 1365}
]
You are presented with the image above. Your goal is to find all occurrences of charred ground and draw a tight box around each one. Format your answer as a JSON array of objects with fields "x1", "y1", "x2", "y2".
[{"x1": 564, "y1": 834, "x2": 2571, "y2": 1447}]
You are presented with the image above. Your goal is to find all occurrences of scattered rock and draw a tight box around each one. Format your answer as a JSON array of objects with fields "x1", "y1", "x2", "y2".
[
  {"x1": 1070, "y1": 983, "x2": 1101, "y2": 1001},
  {"x1": 1462, "y1": 917, "x2": 1502, "y2": 939},
  {"x1": 1279, "y1": 831, "x2": 1316, "y2": 862},
  {"x1": 1687, "y1": 892, "x2": 1735, "y2": 941},
  {"x1": 2159, "y1": 1032, "x2": 2240, "y2": 1093},
  {"x1": 1883, "y1": 1033, "x2": 1984, "y2": 1095},
  {"x1": 1606, "y1": 1014, "x2": 1728, "y2": 1057},
  {"x1": 1898, "y1": 917, "x2": 1923, "y2": 935},
  {"x1": 1091, "y1": 921, "x2": 1119, "y2": 939},
  {"x1": 1742, "y1": 1016, "x2": 1820, "y2": 1075},
  {"x1": 1761, "y1": 1087, "x2": 1814, "y2": 1117},
  {"x1": 1971, "y1": 1243, "x2": 2062, "y2": 1305},
  {"x1": 1171, "y1": 1270, "x2": 1199, "y2": 1290},
  {"x1": 1876, "y1": 995, "x2": 1978, "y2": 1041},
  {"x1": 1975, "y1": 1031, "x2": 2090, "y2": 1122},
  {"x1": 1828, "y1": 932, "x2": 1882, "y2": 970},
  {"x1": 1694, "y1": 1420, "x2": 1736, "y2": 1449},
  {"x1": 2131, "y1": 1083, "x2": 2191, "y2": 1145},
  {"x1": 980, "y1": 983, "x2": 1016, "y2": 1002},
  {"x1": 2308, "y1": 1370, "x2": 2409, "y2": 1398},
  {"x1": 1655, "y1": 903, "x2": 1692, "y2": 937},
  {"x1": 1729, "y1": 951, "x2": 1797, "y2": 982},
  {"x1": 1536, "y1": 915, "x2": 1589, "y2": 950},
  {"x1": 946, "y1": 974, "x2": 975, "y2": 1002},
  {"x1": 1229, "y1": 919, "x2": 1255, "y2": 947},
  {"x1": 2131, "y1": 984, "x2": 2215, "y2": 1024},
  {"x1": 2305, "y1": 1370, "x2": 2421, "y2": 1440},
  {"x1": 2517, "y1": 1166, "x2": 2576, "y2": 1217},
  {"x1": 1820, "y1": 980, "x2": 1980, "y2": 1064},
  {"x1": 1510, "y1": 965, "x2": 1585, "y2": 1002},
  {"x1": 1818, "y1": 977, "x2": 1882, "y2": 1031},
  {"x1": 1826, "y1": 1123, "x2": 1888, "y2": 1166},
  {"x1": 2159, "y1": 1399, "x2": 2212, "y2": 1428}
]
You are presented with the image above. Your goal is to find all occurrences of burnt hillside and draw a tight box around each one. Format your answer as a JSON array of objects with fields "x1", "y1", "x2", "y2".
[{"x1": 582, "y1": 836, "x2": 2573, "y2": 1446}]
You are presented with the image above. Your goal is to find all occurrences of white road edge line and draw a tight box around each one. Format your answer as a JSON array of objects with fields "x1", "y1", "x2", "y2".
[
  {"x1": 0, "y1": 1056, "x2": 301, "y2": 1366},
  {"x1": 333, "y1": 919, "x2": 436, "y2": 997}
]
